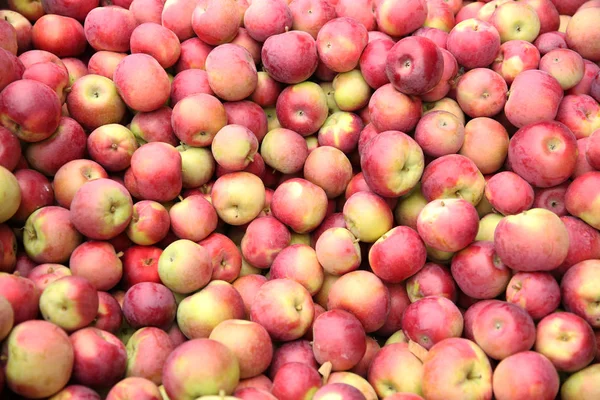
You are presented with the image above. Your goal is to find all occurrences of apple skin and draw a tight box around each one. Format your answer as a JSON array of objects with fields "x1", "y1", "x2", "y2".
[
  {"x1": 271, "y1": 362, "x2": 322, "y2": 400},
  {"x1": 92, "y1": 291, "x2": 123, "y2": 334},
  {"x1": 540, "y1": 48, "x2": 584, "y2": 90},
  {"x1": 126, "y1": 201, "x2": 170, "y2": 246},
  {"x1": 312, "y1": 309, "x2": 367, "y2": 371},
  {"x1": 161, "y1": 0, "x2": 197, "y2": 41},
  {"x1": 192, "y1": 0, "x2": 240, "y2": 45},
  {"x1": 0, "y1": 18, "x2": 18, "y2": 55},
  {"x1": 131, "y1": 142, "x2": 182, "y2": 202},
  {"x1": 130, "y1": 22, "x2": 181, "y2": 70},
  {"x1": 28, "y1": 263, "x2": 71, "y2": 292},
  {"x1": 368, "y1": 84, "x2": 422, "y2": 133},
  {"x1": 32, "y1": 14, "x2": 86, "y2": 58},
  {"x1": 206, "y1": 44, "x2": 257, "y2": 102},
  {"x1": 0, "y1": 273, "x2": 40, "y2": 324},
  {"x1": 504, "y1": 70, "x2": 563, "y2": 128},
  {"x1": 24, "y1": 116, "x2": 86, "y2": 177},
  {"x1": 87, "y1": 124, "x2": 138, "y2": 172},
  {"x1": 407, "y1": 263, "x2": 457, "y2": 303},
  {"x1": 535, "y1": 311, "x2": 596, "y2": 372},
  {"x1": 276, "y1": 81, "x2": 329, "y2": 137},
  {"x1": 0, "y1": 10, "x2": 32, "y2": 53},
  {"x1": 46, "y1": 385, "x2": 101, "y2": 400},
  {"x1": 69, "y1": 241, "x2": 122, "y2": 292},
  {"x1": 0, "y1": 79, "x2": 61, "y2": 143},
  {"x1": 422, "y1": 338, "x2": 492, "y2": 400},
  {"x1": 105, "y1": 377, "x2": 162, "y2": 400},
  {"x1": 197, "y1": 233, "x2": 241, "y2": 282},
  {"x1": 169, "y1": 195, "x2": 218, "y2": 242},
  {"x1": 271, "y1": 178, "x2": 328, "y2": 234},
  {"x1": 84, "y1": 6, "x2": 137, "y2": 52},
  {"x1": 41, "y1": 0, "x2": 99, "y2": 22},
  {"x1": 172, "y1": 93, "x2": 227, "y2": 147},
  {"x1": 70, "y1": 327, "x2": 127, "y2": 388},
  {"x1": 556, "y1": 215, "x2": 600, "y2": 276},
  {"x1": 349, "y1": 336, "x2": 381, "y2": 379},
  {"x1": 492, "y1": 39, "x2": 541, "y2": 85},
  {"x1": 121, "y1": 245, "x2": 162, "y2": 289},
  {"x1": 414, "y1": 110, "x2": 464, "y2": 158},
  {"x1": 565, "y1": 7, "x2": 600, "y2": 63},
  {"x1": 303, "y1": 146, "x2": 352, "y2": 198},
  {"x1": 0, "y1": 224, "x2": 17, "y2": 273},
  {"x1": 368, "y1": 342, "x2": 424, "y2": 398},
  {"x1": 493, "y1": 351, "x2": 560, "y2": 400},
  {"x1": 22, "y1": 61, "x2": 70, "y2": 105},
  {"x1": 261, "y1": 30, "x2": 319, "y2": 85},
  {"x1": 0, "y1": 126, "x2": 20, "y2": 171},
  {"x1": 23, "y1": 205, "x2": 82, "y2": 264},
  {"x1": 556, "y1": 94, "x2": 600, "y2": 139},
  {"x1": 505, "y1": 272, "x2": 561, "y2": 320},
  {"x1": 0, "y1": 48, "x2": 25, "y2": 93},
  {"x1": 158, "y1": 239, "x2": 212, "y2": 294},
  {"x1": 170, "y1": 69, "x2": 213, "y2": 105},
  {"x1": 413, "y1": 27, "x2": 449, "y2": 50},
  {"x1": 359, "y1": 38, "x2": 394, "y2": 90},
  {"x1": 565, "y1": 171, "x2": 600, "y2": 230},
  {"x1": 534, "y1": 31, "x2": 567, "y2": 55},
  {"x1": 532, "y1": 182, "x2": 569, "y2": 217},
  {"x1": 250, "y1": 278, "x2": 314, "y2": 341},
  {"x1": 125, "y1": 327, "x2": 174, "y2": 385},
  {"x1": 241, "y1": 216, "x2": 290, "y2": 269},
  {"x1": 375, "y1": 0, "x2": 427, "y2": 37},
  {"x1": 289, "y1": 0, "x2": 335, "y2": 39},
  {"x1": 232, "y1": 274, "x2": 267, "y2": 318},
  {"x1": 11, "y1": 168, "x2": 54, "y2": 223},
  {"x1": 484, "y1": 171, "x2": 535, "y2": 216},
  {"x1": 421, "y1": 154, "x2": 486, "y2": 205},
  {"x1": 53, "y1": 159, "x2": 108, "y2": 210},
  {"x1": 250, "y1": 71, "x2": 283, "y2": 108},
  {"x1": 318, "y1": 112, "x2": 363, "y2": 154},
  {"x1": 268, "y1": 340, "x2": 319, "y2": 380},
  {"x1": 2, "y1": 320, "x2": 74, "y2": 398},
  {"x1": 87, "y1": 51, "x2": 127, "y2": 79},
  {"x1": 315, "y1": 227, "x2": 361, "y2": 276},
  {"x1": 162, "y1": 338, "x2": 240, "y2": 398},
  {"x1": 211, "y1": 171, "x2": 266, "y2": 226},
  {"x1": 270, "y1": 243, "x2": 322, "y2": 295},
  {"x1": 122, "y1": 282, "x2": 176, "y2": 329},
  {"x1": 316, "y1": 17, "x2": 368, "y2": 73},
  {"x1": 113, "y1": 54, "x2": 171, "y2": 113},
  {"x1": 446, "y1": 18, "x2": 501, "y2": 69},
  {"x1": 244, "y1": 0, "x2": 292, "y2": 42},
  {"x1": 561, "y1": 363, "x2": 600, "y2": 399},
  {"x1": 561, "y1": 259, "x2": 600, "y2": 328},
  {"x1": 223, "y1": 101, "x2": 268, "y2": 143}
]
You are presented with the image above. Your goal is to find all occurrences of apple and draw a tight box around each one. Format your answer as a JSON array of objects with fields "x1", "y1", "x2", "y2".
[
  {"x1": 492, "y1": 39, "x2": 541, "y2": 85},
  {"x1": 0, "y1": 48, "x2": 24, "y2": 94},
  {"x1": 565, "y1": 171, "x2": 600, "y2": 230},
  {"x1": 130, "y1": 142, "x2": 182, "y2": 202},
  {"x1": 41, "y1": 0, "x2": 99, "y2": 22},
  {"x1": 66, "y1": 74, "x2": 127, "y2": 131},
  {"x1": 343, "y1": 191, "x2": 394, "y2": 244},
  {"x1": 87, "y1": 51, "x2": 127, "y2": 79},
  {"x1": 22, "y1": 61, "x2": 70, "y2": 105},
  {"x1": 191, "y1": 0, "x2": 240, "y2": 46},
  {"x1": 87, "y1": 124, "x2": 138, "y2": 172},
  {"x1": 32, "y1": 14, "x2": 86, "y2": 58},
  {"x1": 0, "y1": 19, "x2": 17, "y2": 55},
  {"x1": 250, "y1": 71, "x2": 283, "y2": 107},
  {"x1": 532, "y1": 182, "x2": 569, "y2": 216},
  {"x1": 69, "y1": 241, "x2": 123, "y2": 291},
  {"x1": 105, "y1": 377, "x2": 162, "y2": 400},
  {"x1": 421, "y1": 154, "x2": 486, "y2": 205},
  {"x1": 241, "y1": 216, "x2": 291, "y2": 269},
  {"x1": 368, "y1": 342, "x2": 424, "y2": 398},
  {"x1": 402, "y1": 296, "x2": 463, "y2": 349},
  {"x1": 318, "y1": 112, "x2": 363, "y2": 154},
  {"x1": 406, "y1": 263, "x2": 457, "y2": 303},
  {"x1": 539, "y1": 48, "x2": 585, "y2": 91},
  {"x1": 456, "y1": 68, "x2": 508, "y2": 118},
  {"x1": 122, "y1": 282, "x2": 176, "y2": 329},
  {"x1": 490, "y1": 2, "x2": 541, "y2": 43},
  {"x1": 268, "y1": 340, "x2": 318, "y2": 379},
  {"x1": 121, "y1": 245, "x2": 162, "y2": 289},
  {"x1": 211, "y1": 171, "x2": 266, "y2": 226},
  {"x1": 270, "y1": 178, "x2": 328, "y2": 234},
  {"x1": 505, "y1": 271, "x2": 561, "y2": 320},
  {"x1": 332, "y1": 69, "x2": 372, "y2": 112},
  {"x1": 288, "y1": 0, "x2": 335, "y2": 39},
  {"x1": 170, "y1": 69, "x2": 213, "y2": 105},
  {"x1": 316, "y1": 17, "x2": 368, "y2": 73},
  {"x1": 413, "y1": 27, "x2": 449, "y2": 50},
  {"x1": 276, "y1": 82, "x2": 329, "y2": 137},
  {"x1": 244, "y1": 0, "x2": 292, "y2": 42},
  {"x1": 92, "y1": 291, "x2": 123, "y2": 334},
  {"x1": 46, "y1": 385, "x2": 101, "y2": 400},
  {"x1": 0, "y1": 10, "x2": 32, "y2": 53},
  {"x1": 158, "y1": 239, "x2": 212, "y2": 294},
  {"x1": 375, "y1": 0, "x2": 427, "y2": 37},
  {"x1": 0, "y1": 273, "x2": 39, "y2": 324},
  {"x1": 161, "y1": 0, "x2": 197, "y2": 41},
  {"x1": 561, "y1": 363, "x2": 600, "y2": 399},
  {"x1": 269, "y1": 243, "x2": 322, "y2": 293},
  {"x1": 271, "y1": 362, "x2": 321, "y2": 400},
  {"x1": 0, "y1": 225, "x2": 17, "y2": 273},
  {"x1": 53, "y1": 159, "x2": 108, "y2": 209},
  {"x1": 561, "y1": 259, "x2": 600, "y2": 328},
  {"x1": 484, "y1": 171, "x2": 535, "y2": 215},
  {"x1": 126, "y1": 201, "x2": 170, "y2": 246},
  {"x1": 315, "y1": 227, "x2": 360, "y2": 276},
  {"x1": 368, "y1": 84, "x2": 422, "y2": 133},
  {"x1": 565, "y1": 7, "x2": 600, "y2": 62},
  {"x1": 534, "y1": 31, "x2": 568, "y2": 55},
  {"x1": 446, "y1": 18, "x2": 501, "y2": 69},
  {"x1": 261, "y1": 30, "x2": 319, "y2": 85},
  {"x1": 556, "y1": 94, "x2": 600, "y2": 139},
  {"x1": 206, "y1": 44, "x2": 257, "y2": 102},
  {"x1": 125, "y1": 327, "x2": 174, "y2": 385},
  {"x1": 171, "y1": 93, "x2": 227, "y2": 147},
  {"x1": 232, "y1": 274, "x2": 267, "y2": 318},
  {"x1": 84, "y1": 5, "x2": 137, "y2": 52},
  {"x1": 28, "y1": 263, "x2": 71, "y2": 292},
  {"x1": 2, "y1": 320, "x2": 74, "y2": 398},
  {"x1": 350, "y1": 336, "x2": 381, "y2": 378},
  {"x1": 0, "y1": 126, "x2": 20, "y2": 171},
  {"x1": 415, "y1": 110, "x2": 465, "y2": 158},
  {"x1": 130, "y1": 22, "x2": 181, "y2": 70}
]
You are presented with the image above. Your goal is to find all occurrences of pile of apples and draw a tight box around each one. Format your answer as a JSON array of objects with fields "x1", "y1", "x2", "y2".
[{"x1": 2, "y1": 0, "x2": 600, "y2": 399}]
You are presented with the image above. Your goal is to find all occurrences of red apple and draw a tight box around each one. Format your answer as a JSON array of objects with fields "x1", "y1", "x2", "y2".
[
  {"x1": 368, "y1": 342, "x2": 424, "y2": 398},
  {"x1": 192, "y1": 0, "x2": 240, "y2": 45},
  {"x1": 561, "y1": 259, "x2": 600, "y2": 328},
  {"x1": 368, "y1": 84, "x2": 422, "y2": 133},
  {"x1": 205, "y1": 44, "x2": 258, "y2": 102},
  {"x1": 70, "y1": 241, "x2": 123, "y2": 291},
  {"x1": 375, "y1": 0, "x2": 428, "y2": 38},
  {"x1": 402, "y1": 296, "x2": 464, "y2": 349},
  {"x1": 271, "y1": 362, "x2": 322, "y2": 400}
]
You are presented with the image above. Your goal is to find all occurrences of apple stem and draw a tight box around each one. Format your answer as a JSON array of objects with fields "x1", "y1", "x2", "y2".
[
  {"x1": 178, "y1": 195, "x2": 184, "y2": 202},
  {"x1": 116, "y1": 251, "x2": 124, "y2": 258}
]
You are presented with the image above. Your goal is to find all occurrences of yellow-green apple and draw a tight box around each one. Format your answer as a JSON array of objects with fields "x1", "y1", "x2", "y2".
[
  {"x1": 24, "y1": 117, "x2": 86, "y2": 176},
  {"x1": 402, "y1": 296, "x2": 463, "y2": 349},
  {"x1": 0, "y1": 127, "x2": 20, "y2": 171},
  {"x1": 125, "y1": 327, "x2": 174, "y2": 385},
  {"x1": 417, "y1": 198, "x2": 479, "y2": 253},
  {"x1": 446, "y1": 18, "x2": 501, "y2": 69},
  {"x1": 209, "y1": 319, "x2": 273, "y2": 379},
  {"x1": 169, "y1": 195, "x2": 218, "y2": 242},
  {"x1": 0, "y1": 19, "x2": 18, "y2": 55},
  {"x1": 320, "y1": 81, "x2": 340, "y2": 115},
  {"x1": 472, "y1": 300, "x2": 536, "y2": 359},
  {"x1": 328, "y1": 270, "x2": 390, "y2": 333},
  {"x1": 421, "y1": 154, "x2": 485, "y2": 204},
  {"x1": 161, "y1": 0, "x2": 197, "y2": 41},
  {"x1": 126, "y1": 201, "x2": 170, "y2": 246},
  {"x1": 386, "y1": 36, "x2": 443, "y2": 95},
  {"x1": 177, "y1": 280, "x2": 245, "y2": 338},
  {"x1": 7, "y1": 0, "x2": 44, "y2": 21},
  {"x1": 122, "y1": 282, "x2": 176, "y2": 329},
  {"x1": 318, "y1": 112, "x2": 363, "y2": 154},
  {"x1": 28, "y1": 263, "x2": 71, "y2": 292},
  {"x1": 261, "y1": 30, "x2": 319, "y2": 84},
  {"x1": 70, "y1": 327, "x2": 127, "y2": 388},
  {"x1": 312, "y1": 309, "x2": 367, "y2": 371},
  {"x1": 47, "y1": 385, "x2": 101, "y2": 400},
  {"x1": 459, "y1": 117, "x2": 509, "y2": 174},
  {"x1": 492, "y1": 351, "x2": 559, "y2": 400},
  {"x1": 565, "y1": 171, "x2": 600, "y2": 229},
  {"x1": 191, "y1": 0, "x2": 239, "y2": 45},
  {"x1": 367, "y1": 342, "x2": 424, "y2": 397},
  {"x1": 375, "y1": 0, "x2": 427, "y2": 37},
  {"x1": 39, "y1": 275, "x2": 98, "y2": 331},
  {"x1": 211, "y1": 124, "x2": 259, "y2": 171},
  {"x1": 241, "y1": 217, "x2": 290, "y2": 269},
  {"x1": 561, "y1": 363, "x2": 600, "y2": 399},
  {"x1": 304, "y1": 146, "x2": 352, "y2": 198},
  {"x1": 250, "y1": 278, "x2": 314, "y2": 341},
  {"x1": 556, "y1": 94, "x2": 600, "y2": 139},
  {"x1": 121, "y1": 246, "x2": 161, "y2": 289},
  {"x1": 329, "y1": 371, "x2": 378, "y2": 400},
  {"x1": 105, "y1": 377, "x2": 162, "y2": 400},
  {"x1": 211, "y1": 171, "x2": 266, "y2": 225},
  {"x1": 315, "y1": 227, "x2": 361, "y2": 276},
  {"x1": 130, "y1": 142, "x2": 182, "y2": 202},
  {"x1": 66, "y1": 74, "x2": 127, "y2": 131},
  {"x1": 12, "y1": 168, "x2": 53, "y2": 223},
  {"x1": 177, "y1": 147, "x2": 213, "y2": 189},
  {"x1": 232, "y1": 274, "x2": 267, "y2": 317},
  {"x1": 393, "y1": 184, "x2": 427, "y2": 230},
  {"x1": 289, "y1": 0, "x2": 335, "y2": 39},
  {"x1": 489, "y1": 2, "x2": 541, "y2": 43},
  {"x1": 557, "y1": 214, "x2": 600, "y2": 275},
  {"x1": 271, "y1": 178, "x2": 328, "y2": 234},
  {"x1": 369, "y1": 226, "x2": 427, "y2": 284},
  {"x1": 0, "y1": 9, "x2": 32, "y2": 53},
  {"x1": 561, "y1": 259, "x2": 600, "y2": 328},
  {"x1": 456, "y1": 68, "x2": 507, "y2": 118},
  {"x1": 83, "y1": 5, "x2": 136, "y2": 52},
  {"x1": 87, "y1": 124, "x2": 138, "y2": 172},
  {"x1": 171, "y1": 69, "x2": 213, "y2": 106},
  {"x1": 565, "y1": 7, "x2": 600, "y2": 62},
  {"x1": 359, "y1": 38, "x2": 394, "y2": 91},
  {"x1": 332, "y1": 69, "x2": 371, "y2": 112},
  {"x1": 199, "y1": 233, "x2": 242, "y2": 282},
  {"x1": 244, "y1": 0, "x2": 292, "y2": 42},
  {"x1": 422, "y1": 338, "x2": 492, "y2": 400},
  {"x1": 406, "y1": 263, "x2": 457, "y2": 303},
  {"x1": 276, "y1": 81, "x2": 328, "y2": 136},
  {"x1": 361, "y1": 130, "x2": 424, "y2": 198},
  {"x1": 384, "y1": 330, "x2": 410, "y2": 346},
  {"x1": 69, "y1": 241, "x2": 123, "y2": 291},
  {"x1": 368, "y1": 84, "x2": 422, "y2": 133},
  {"x1": 206, "y1": 44, "x2": 257, "y2": 101},
  {"x1": 535, "y1": 311, "x2": 596, "y2": 372},
  {"x1": 504, "y1": 70, "x2": 563, "y2": 128},
  {"x1": 87, "y1": 51, "x2": 127, "y2": 79},
  {"x1": 69, "y1": 178, "x2": 133, "y2": 240},
  {"x1": 172, "y1": 93, "x2": 227, "y2": 147},
  {"x1": 0, "y1": 273, "x2": 39, "y2": 323},
  {"x1": 158, "y1": 239, "x2": 212, "y2": 294},
  {"x1": 539, "y1": 48, "x2": 584, "y2": 91},
  {"x1": 31, "y1": 14, "x2": 86, "y2": 57},
  {"x1": 316, "y1": 17, "x2": 368, "y2": 73},
  {"x1": 0, "y1": 224, "x2": 16, "y2": 273},
  {"x1": 313, "y1": 383, "x2": 367, "y2": 400},
  {"x1": 0, "y1": 79, "x2": 61, "y2": 142},
  {"x1": 269, "y1": 340, "x2": 318, "y2": 380},
  {"x1": 250, "y1": 71, "x2": 283, "y2": 108},
  {"x1": 113, "y1": 54, "x2": 171, "y2": 113},
  {"x1": 415, "y1": 110, "x2": 464, "y2": 158},
  {"x1": 343, "y1": 191, "x2": 394, "y2": 243},
  {"x1": 2, "y1": 320, "x2": 74, "y2": 398},
  {"x1": 494, "y1": 208, "x2": 570, "y2": 271},
  {"x1": 260, "y1": 128, "x2": 308, "y2": 175},
  {"x1": 92, "y1": 291, "x2": 123, "y2": 334},
  {"x1": 23, "y1": 205, "x2": 81, "y2": 263},
  {"x1": 130, "y1": 22, "x2": 181, "y2": 69},
  {"x1": 22, "y1": 61, "x2": 70, "y2": 104},
  {"x1": 451, "y1": 241, "x2": 511, "y2": 299},
  {"x1": 492, "y1": 39, "x2": 541, "y2": 85},
  {"x1": 484, "y1": 171, "x2": 535, "y2": 215},
  {"x1": 271, "y1": 362, "x2": 321, "y2": 400}
]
